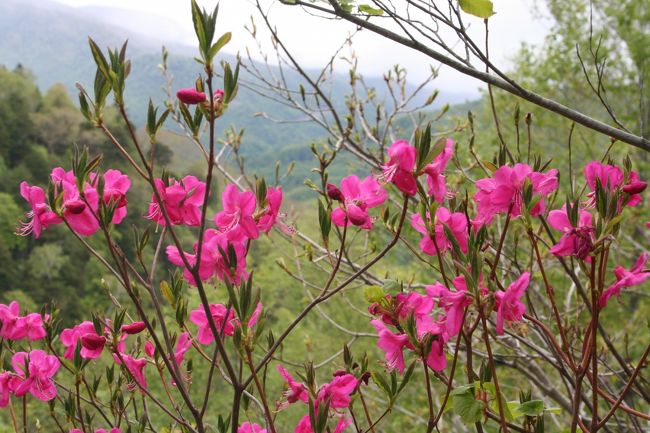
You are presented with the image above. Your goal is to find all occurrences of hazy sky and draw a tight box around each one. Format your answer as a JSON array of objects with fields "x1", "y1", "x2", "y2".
[{"x1": 51, "y1": 0, "x2": 552, "y2": 94}]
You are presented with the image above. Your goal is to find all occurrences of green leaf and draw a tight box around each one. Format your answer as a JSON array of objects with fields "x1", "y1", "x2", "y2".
[
  {"x1": 358, "y1": 4, "x2": 384, "y2": 15},
  {"x1": 88, "y1": 37, "x2": 111, "y2": 79},
  {"x1": 209, "y1": 32, "x2": 232, "y2": 60},
  {"x1": 459, "y1": 0, "x2": 495, "y2": 18},
  {"x1": 451, "y1": 385, "x2": 486, "y2": 424},
  {"x1": 518, "y1": 400, "x2": 545, "y2": 417},
  {"x1": 364, "y1": 286, "x2": 385, "y2": 303}
]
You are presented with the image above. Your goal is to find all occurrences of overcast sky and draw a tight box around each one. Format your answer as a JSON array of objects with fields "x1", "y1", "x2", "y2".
[{"x1": 51, "y1": 0, "x2": 552, "y2": 95}]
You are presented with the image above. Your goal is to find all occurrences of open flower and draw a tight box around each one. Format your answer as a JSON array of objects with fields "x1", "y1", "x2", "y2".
[
  {"x1": 547, "y1": 205, "x2": 594, "y2": 260},
  {"x1": 276, "y1": 365, "x2": 308, "y2": 407},
  {"x1": 166, "y1": 229, "x2": 248, "y2": 285},
  {"x1": 51, "y1": 167, "x2": 100, "y2": 236},
  {"x1": 599, "y1": 253, "x2": 650, "y2": 308},
  {"x1": 584, "y1": 161, "x2": 644, "y2": 208},
  {"x1": 189, "y1": 304, "x2": 236, "y2": 344},
  {"x1": 331, "y1": 175, "x2": 386, "y2": 229},
  {"x1": 0, "y1": 302, "x2": 47, "y2": 342},
  {"x1": 371, "y1": 319, "x2": 409, "y2": 374},
  {"x1": 237, "y1": 422, "x2": 267, "y2": 433},
  {"x1": 494, "y1": 272, "x2": 530, "y2": 335},
  {"x1": 424, "y1": 138, "x2": 454, "y2": 203},
  {"x1": 381, "y1": 140, "x2": 418, "y2": 195},
  {"x1": 10, "y1": 350, "x2": 60, "y2": 401},
  {"x1": 317, "y1": 373, "x2": 358, "y2": 409},
  {"x1": 61, "y1": 321, "x2": 104, "y2": 359},
  {"x1": 147, "y1": 176, "x2": 206, "y2": 226},
  {"x1": 95, "y1": 169, "x2": 131, "y2": 225},
  {"x1": 113, "y1": 354, "x2": 147, "y2": 391},
  {"x1": 426, "y1": 276, "x2": 472, "y2": 338},
  {"x1": 215, "y1": 184, "x2": 259, "y2": 241},
  {"x1": 256, "y1": 186, "x2": 283, "y2": 233},
  {"x1": 410, "y1": 207, "x2": 468, "y2": 256},
  {"x1": 474, "y1": 163, "x2": 558, "y2": 225},
  {"x1": 17, "y1": 182, "x2": 61, "y2": 238}
]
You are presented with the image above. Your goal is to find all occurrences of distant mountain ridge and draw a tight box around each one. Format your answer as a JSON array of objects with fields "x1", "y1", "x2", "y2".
[{"x1": 0, "y1": 0, "x2": 477, "y2": 189}]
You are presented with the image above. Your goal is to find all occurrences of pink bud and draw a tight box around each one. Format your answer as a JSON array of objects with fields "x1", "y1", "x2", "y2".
[
  {"x1": 214, "y1": 89, "x2": 225, "y2": 100},
  {"x1": 121, "y1": 321, "x2": 146, "y2": 335},
  {"x1": 144, "y1": 341, "x2": 155, "y2": 357},
  {"x1": 622, "y1": 180, "x2": 647, "y2": 195},
  {"x1": 326, "y1": 183, "x2": 344, "y2": 202},
  {"x1": 81, "y1": 334, "x2": 106, "y2": 351},
  {"x1": 177, "y1": 88, "x2": 207, "y2": 104},
  {"x1": 332, "y1": 369, "x2": 348, "y2": 377},
  {"x1": 66, "y1": 200, "x2": 86, "y2": 214}
]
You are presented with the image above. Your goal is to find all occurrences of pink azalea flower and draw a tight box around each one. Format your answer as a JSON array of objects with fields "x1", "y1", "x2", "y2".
[
  {"x1": 81, "y1": 334, "x2": 107, "y2": 354},
  {"x1": 51, "y1": 167, "x2": 100, "y2": 236},
  {"x1": 246, "y1": 302, "x2": 263, "y2": 329},
  {"x1": 95, "y1": 169, "x2": 131, "y2": 224},
  {"x1": 177, "y1": 88, "x2": 207, "y2": 104},
  {"x1": 382, "y1": 140, "x2": 418, "y2": 195},
  {"x1": 424, "y1": 138, "x2": 454, "y2": 203},
  {"x1": 189, "y1": 304, "x2": 236, "y2": 345},
  {"x1": 147, "y1": 176, "x2": 206, "y2": 226},
  {"x1": 599, "y1": 253, "x2": 650, "y2": 308},
  {"x1": 61, "y1": 321, "x2": 105, "y2": 359},
  {"x1": 547, "y1": 205, "x2": 594, "y2": 260},
  {"x1": 584, "y1": 161, "x2": 644, "y2": 208},
  {"x1": 0, "y1": 372, "x2": 12, "y2": 407},
  {"x1": 426, "y1": 277, "x2": 472, "y2": 337},
  {"x1": 256, "y1": 186, "x2": 283, "y2": 233},
  {"x1": 294, "y1": 416, "x2": 351, "y2": 433},
  {"x1": 10, "y1": 350, "x2": 60, "y2": 401},
  {"x1": 166, "y1": 229, "x2": 248, "y2": 285},
  {"x1": 474, "y1": 163, "x2": 558, "y2": 225},
  {"x1": 276, "y1": 365, "x2": 309, "y2": 406},
  {"x1": 174, "y1": 332, "x2": 192, "y2": 365},
  {"x1": 494, "y1": 272, "x2": 530, "y2": 335},
  {"x1": 411, "y1": 207, "x2": 468, "y2": 256},
  {"x1": 121, "y1": 321, "x2": 146, "y2": 335},
  {"x1": 426, "y1": 337, "x2": 447, "y2": 372},
  {"x1": 215, "y1": 184, "x2": 259, "y2": 241},
  {"x1": 371, "y1": 319, "x2": 410, "y2": 374},
  {"x1": 17, "y1": 182, "x2": 61, "y2": 238},
  {"x1": 394, "y1": 292, "x2": 436, "y2": 337},
  {"x1": 113, "y1": 354, "x2": 147, "y2": 391},
  {"x1": 238, "y1": 422, "x2": 267, "y2": 433},
  {"x1": 317, "y1": 373, "x2": 358, "y2": 409},
  {"x1": 0, "y1": 302, "x2": 47, "y2": 341},
  {"x1": 331, "y1": 175, "x2": 386, "y2": 230}
]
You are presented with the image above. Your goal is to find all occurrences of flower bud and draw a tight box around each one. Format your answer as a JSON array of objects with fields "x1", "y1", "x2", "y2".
[
  {"x1": 326, "y1": 183, "x2": 344, "y2": 202},
  {"x1": 121, "y1": 321, "x2": 146, "y2": 335},
  {"x1": 177, "y1": 88, "x2": 207, "y2": 104},
  {"x1": 66, "y1": 200, "x2": 86, "y2": 214},
  {"x1": 81, "y1": 334, "x2": 106, "y2": 351},
  {"x1": 144, "y1": 341, "x2": 155, "y2": 357},
  {"x1": 622, "y1": 180, "x2": 647, "y2": 195}
]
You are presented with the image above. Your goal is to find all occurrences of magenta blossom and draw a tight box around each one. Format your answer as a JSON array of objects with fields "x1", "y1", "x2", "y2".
[
  {"x1": 426, "y1": 336, "x2": 448, "y2": 372},
  {"x1": 61, "y1": 321, "x2": 105, "y2": 360},
  {"x1": 51, "y1": 167, "x2": 100, "y2": 236},
  {"x1": 382, "y1": 140, "x2": 418, "y2": 195},
  {"x1": 10, "y1": 350, "x2": 60, "y2": 401},
  {"x1": 317, "y1": 373, "x2": 358, "y2": 409},
  {"x1": 189, "y1": 304, "x2": 236, "y2": 345},
  {"x1": 147, "y1": 176, "x2": 206, "y2": 226},
  {"x1": 238, "y1": 422, "x2": 267, "y2": 433},
  {"x1": 424, "y1": 138, "x2": 454, "y2": 203},
  {"x1": 177, "y1": 88, "x2": 207, "y2": 104},
  {"x1": 599, "y1": 253, "x2": 650, "y2": 308},
  {"x1": 256, "y1": 186, "x2": 283, "y2": 233},
  {"x1": 174, "y1": 332, "x2": 192, "y2": 365},
  {"x1": 0, "y1": 373, "x2": 12, "y2": 407},
  {"x1": 411, "y1": 207, "x2": 468, "y2": 256},
  {"x1": 166, "y1": 229, "x2": 248, "y2": 285},
  {"x1": 276, "y1": 365, "x2": 309, "y2": 407},
  {"x1": 584, "y1": 161, "x2": 644, "y2": 208},
  {"x1": 294, "y1": 416, "x2": 351, "y2": 433},
  {"x1": 215, "y1": 184, "x2": 259, "y2": 241},
  {"x1": 547, "y1": 205, "x2": 594, "y2": 260},
  {"x1": 371, "y1": 319, "x2": 410, "y2": 374},
  {"x1": 474, "y1": 163, "x2": 558, "y2": 225},
  {"x1": 17, "y1": 182, "x2": 61, "y2": 238},
  {"x1": 113, "y1": 354, "x2": 147, "y2": 391},
  {"x1": 0, "y1": 302, "x2": 47, "y2": 341},
  {"x1": 94, "y1": 169, "x2": 131, "y2": 224},
  {"x1": 494, "y1": 272, "x2": 530, "y2": 335},
  {"x1": 331, "y1": 175, "x2": 386, "y2": 229},
  {"x1": 394, "y1": 291, "x2": 436, "y2": 337},
  {"x1": 70, "y1": 429, "x2": 121, "y2": 433},
  {"x1": 426, "y1": 276, "x2": 472, "y2": 337}
]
